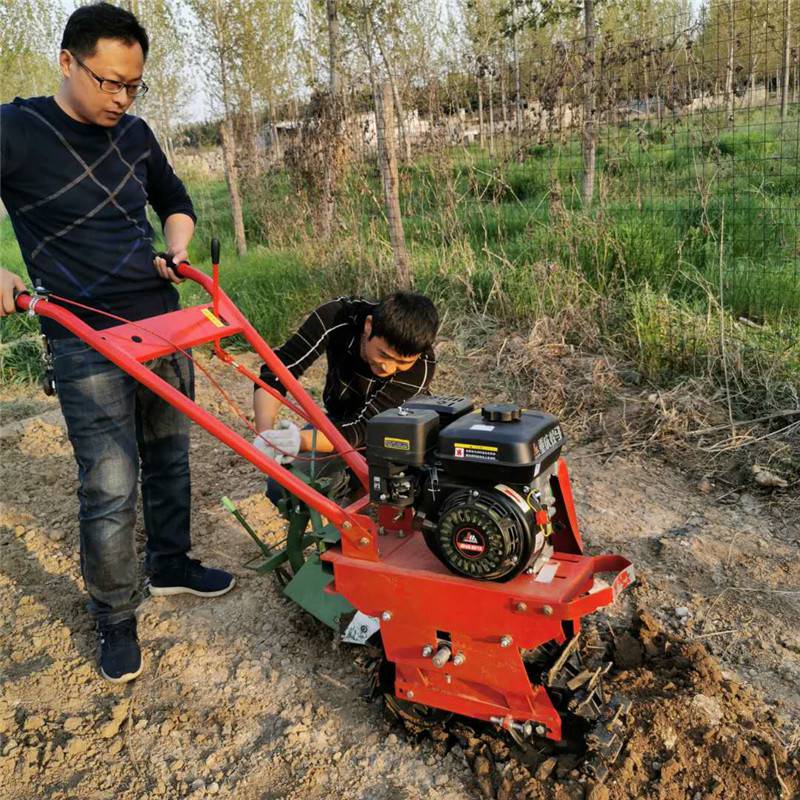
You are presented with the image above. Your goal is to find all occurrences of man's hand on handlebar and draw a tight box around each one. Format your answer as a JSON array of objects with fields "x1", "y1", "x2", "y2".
[
  {"x1": 0, "y1": 268, "x2": 27, "y2": 317},
  {"x1": 153, "y1": 248, "x2": 188, "y2": 284}
]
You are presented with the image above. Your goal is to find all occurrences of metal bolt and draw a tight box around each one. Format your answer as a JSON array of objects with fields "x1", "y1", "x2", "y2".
[
  {"x1": 525, "y1": 567, "x2": 535, "y2": 575},
  {"x1": 378, "y1": 526, "x2": 386, "y2": 536},
  {"x1": 471, "y1": 490, "x2": 480, "y2": 497},
  {"x1": 499, "y1": 635, "x2": 513, "y2": 648},
  {"x1": 381, "y1": 611, "x2": 393, "y2": 622},
  {"x1": 421, "y1": 644, "x2": 433, "y2": 658},
  {"x1": 342, "y1": 521, "x2": 352, "y2": 530},
  {"x1": 406, "y1": 690, "x2": 414, "y2": 699},
  {"x1": 515, "y1": 601, "x2": 528, "y2": 612},
  {"x1": 358, "y1": 537, "x2": 369, "y2": 546},
  {"x1": 453, "y1": 652, "x2": 466, "y2": 666},
  {"x1": 432, "y1": 645, "x2": 452, "y2": 668},
  {"x1": 535, "y1": 725, "x2": 546, "y2": 736},
  {"x1": 445, "y1": 674, "x2": 452, "y2": 684},
  {"x1": 542, "y1": 605, "x2": 553, "y2": 616}
]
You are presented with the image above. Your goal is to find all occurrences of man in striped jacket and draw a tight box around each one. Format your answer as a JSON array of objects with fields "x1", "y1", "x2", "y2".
[{"x1": 253, "y1": 292, "x2": 438, "y2": 502}]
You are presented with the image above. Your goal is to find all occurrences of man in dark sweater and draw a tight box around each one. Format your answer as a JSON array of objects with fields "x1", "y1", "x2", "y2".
[
  {"x1": 0, "y1": 3, "x2": 233, "y2": 683},
  {"x1": 253, "y1": 293, "x2": 438, "y2": 503}
]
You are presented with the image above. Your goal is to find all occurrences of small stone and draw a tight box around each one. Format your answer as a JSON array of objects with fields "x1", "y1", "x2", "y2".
[
  {"x1": 99, "y1": 718, "x2": 125, "y2": 739},
  {"x1": 586, "y1": 784, "x2": 609, "y2": 800},
  {"x1": 652, "y1": 760, "x2": 662, "y2": 771},
  {"x1": 691, "y1": 694, "x2": 723, "y2": 726},
  {"x1": 473, "y1": 755, "x2": 491, "y2": 776},
  {"x1": 332, "y1": 752, "x2": 342, "y2": 762},
  {"x1": 47, "y1": 529, "x2": 66, "y2": 542},
  {"x1": 697, "y1": 479, "x2": 713, "y2": 494},
  {"x1": 535, "y1": 757, "x2": 557, "y2": 781},
  {"x1": 675, "y1": 606, "x2": 690, "y2": 618},
  {"x1": 0, "y1": 719, "x2": 11, "y2": 735},
  {"x1": 107, "y1": 738, "x2": 124, "y2": 756},
  {"x1": 23, "y1": 716, "x2": 45, "y2": 732},
  {"x1": 207, "y1": 783, "x2": 219, "y2": 795},
  {"x1": 63, "y1": 718, "x2": 82, "y2": 733},
  {"x1": 190, "y1": 779, "x2": 205, "y2": 792},
  {"x1": 65, "y1": 738, "x2": 88, "y2": 756}
]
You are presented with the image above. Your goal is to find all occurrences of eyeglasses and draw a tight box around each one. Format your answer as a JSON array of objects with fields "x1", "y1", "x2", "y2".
[{"x1": 72, "y1": 54, "x2": 149, "y2": 98}]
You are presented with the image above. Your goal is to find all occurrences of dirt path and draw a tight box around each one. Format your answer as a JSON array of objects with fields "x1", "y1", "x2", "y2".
[{"x1": 0, "y1": 350, "x2": 797, "y2": 800}]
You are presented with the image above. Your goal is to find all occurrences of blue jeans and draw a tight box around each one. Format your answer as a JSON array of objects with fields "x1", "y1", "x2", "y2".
[{"x1": 51, "y1": 337, "x2": 194, "y2": 624}]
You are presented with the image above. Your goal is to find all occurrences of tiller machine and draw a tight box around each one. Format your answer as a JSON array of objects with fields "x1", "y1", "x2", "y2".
[{"x1": 16, "y1": 243, "x2": 635, "y2": 772}]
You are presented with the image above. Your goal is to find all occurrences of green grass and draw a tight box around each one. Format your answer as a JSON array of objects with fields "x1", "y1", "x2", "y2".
[{"x1": 1, "y1": 106, "x2": 798, "y2": 419}]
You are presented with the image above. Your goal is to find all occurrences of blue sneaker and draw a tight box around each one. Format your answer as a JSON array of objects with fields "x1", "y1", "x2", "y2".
[
  {"x1": 99, "y1": 617, "x2": 143, "y2": 683},
  {"x1": 147, "y1": 557, "x2": 235, "y2": 598}
]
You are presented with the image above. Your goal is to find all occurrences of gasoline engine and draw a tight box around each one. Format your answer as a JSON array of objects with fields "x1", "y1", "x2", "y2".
[{"x1": 366, "y1": 396, "x2": 567, "y2": 582}]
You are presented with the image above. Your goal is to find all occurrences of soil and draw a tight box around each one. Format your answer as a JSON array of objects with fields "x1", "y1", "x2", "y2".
[{"x1": 1, "y1": 342, "x2": 798, "y2": 800}]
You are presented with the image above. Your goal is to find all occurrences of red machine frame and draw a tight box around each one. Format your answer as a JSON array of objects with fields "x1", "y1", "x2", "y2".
[{"x1": 16, "y1": 264, "x2": 634, "y2": 741}]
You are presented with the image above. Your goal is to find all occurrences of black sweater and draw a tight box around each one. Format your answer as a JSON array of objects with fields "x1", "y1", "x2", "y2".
[{"x1": 1, "y1": 96, "x2": 195, "y2": 338}]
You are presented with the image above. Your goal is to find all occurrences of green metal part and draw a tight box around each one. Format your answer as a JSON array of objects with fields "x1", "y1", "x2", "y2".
[{"x1": 282, "y1": 553, "x2": 354, "y2": 630}]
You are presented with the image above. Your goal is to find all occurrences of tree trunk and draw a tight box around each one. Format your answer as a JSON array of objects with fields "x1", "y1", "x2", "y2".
[
  {"x1": 488, "y1": 70, "x2": 495, "y2": 156},
  {"x1": 581, "y1": 0, "x2": 597, "y2": 207},
  {"x1": 327, "y1": 0, "x2": 340, "y2": 94},
  {"x1": 376, "y1": 34, "x2": 411, "y2": 161},
  {"x1": 220, "y1": 119, "x2": 247, "y2": 256},
  {"x1": 478, "y1": 75, "x2": 485, "y2": 150},
  {"x1": 319, "y1": 0, "x2": 342, "y2": 240},
  {"x1": 781, "y1": 0, "x2": 792, "y2": 120},
  {"x1": 500, "y1": 64, "x2": 509, "y2": 130},
  {"x1": 375, "y1": 81, "x2": 411, "y2": 289},
  {"x1": 513, "y1": 17, "x2": 522, "y2": 141}
]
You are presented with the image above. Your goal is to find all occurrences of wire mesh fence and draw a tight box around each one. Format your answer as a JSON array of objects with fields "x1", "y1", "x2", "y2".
[{"x1": 294, "y1": 0, "x2": 799, "y2": 387}]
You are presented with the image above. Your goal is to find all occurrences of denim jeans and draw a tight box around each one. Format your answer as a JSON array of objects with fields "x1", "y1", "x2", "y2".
[{"x1": 51, "y1": 336, "x2": 194, "y2": 624}]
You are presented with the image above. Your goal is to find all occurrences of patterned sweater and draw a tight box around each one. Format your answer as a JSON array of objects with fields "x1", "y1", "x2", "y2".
[{"x1": 1, "y1": 96, "x2": 195, "y2": 338}]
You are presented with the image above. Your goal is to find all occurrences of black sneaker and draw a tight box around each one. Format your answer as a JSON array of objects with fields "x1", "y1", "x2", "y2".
[
  {"x1": 99, "y1": 617, "x2": 143, "y2": 683},
  {"x1": 147, "y1": 557, "x2": 235, "y2": 598}
]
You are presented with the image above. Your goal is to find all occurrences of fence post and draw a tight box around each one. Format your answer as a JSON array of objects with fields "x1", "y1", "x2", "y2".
[
  {"x1": 581, "y1": 0, "x2": 597, "y2": 207},
  {"x1": 375, "y1": 80, "x2": 411, "y2": 289}
]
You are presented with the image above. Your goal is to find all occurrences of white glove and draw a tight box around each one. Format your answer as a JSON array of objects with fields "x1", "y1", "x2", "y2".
[{"x1": 253, "y1": 420, "x2": 301, "y2": 465}]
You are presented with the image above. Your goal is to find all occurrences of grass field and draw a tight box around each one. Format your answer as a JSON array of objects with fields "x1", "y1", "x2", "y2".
[{"x1": 2, "y1": 108, "x2": 798, "y2": 415}]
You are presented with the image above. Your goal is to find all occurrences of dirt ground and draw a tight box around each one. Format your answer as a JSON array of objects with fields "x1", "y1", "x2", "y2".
[{"x1": 0, "y1": 342, "x2": 798, "y2": 800}]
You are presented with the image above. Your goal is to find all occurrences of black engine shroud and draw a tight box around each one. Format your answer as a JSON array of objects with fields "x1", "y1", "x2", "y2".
[{"x1": 365, "y1": 396, "x2": 566, "y2": 581}]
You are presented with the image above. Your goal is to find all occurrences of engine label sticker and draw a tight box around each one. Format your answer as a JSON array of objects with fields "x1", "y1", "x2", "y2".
[
  {"x1": 454, "y1": 442, "x2": 498, "y2": 461},
  {"x1": 341, "y1": 611, "x2": 381, "y2": 645},
  {"x1": 469, "y1": 424, "x2": 495, "y2": 431},
  {"x1": 494, "y1": 484, "x2": 530, "y2": 515},
  {"x1": 383, "y1": 436, "x2": 410, "y2": 451},
  {"x1": 454, "y1": 528, "x2": 486, "y2": 558}
]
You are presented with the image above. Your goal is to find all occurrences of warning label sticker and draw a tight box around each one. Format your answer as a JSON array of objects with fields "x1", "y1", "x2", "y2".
[
  {"x1": 453, "y1": 442, "x2": 499, "y2": 461},
  {"x1": 384, "y1": 436, "x2": 410, "y2": 451}
]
